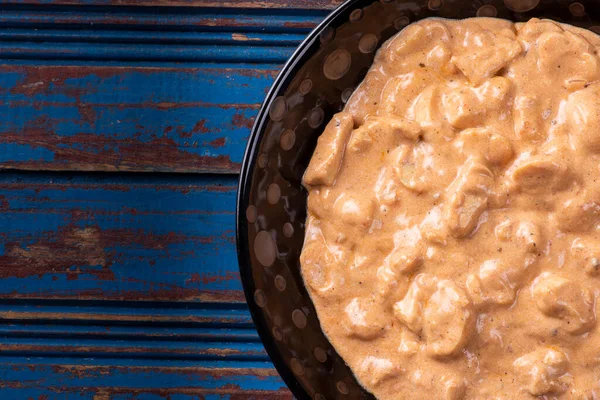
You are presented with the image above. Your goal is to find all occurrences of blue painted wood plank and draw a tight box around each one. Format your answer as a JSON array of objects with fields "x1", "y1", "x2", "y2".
[
  {"x1": 0, "y1": 65, "x2": 278, "y2": 172},
  {"x1": 0, "y1": 301, "x2": 254, "y2": 324},
  {"x1": 0, "y1": 338, "x2": 268, "y2": 360},
  {"x1": 0, "y1": 0, "x2": 338, "y2": 9},
  {"x1": 0, "y1": 172, "x2": 242, "y2": 302},
  {"x1": 0, "y1": 7, "x2": 326, "y2": 31},
  {"x1": 1, "y1": 43, "x2": 296, "y2": 62},
  {"x1": 0, "y1": 29, "x2": 307, "y2": 45},
  {"x1": 0, "y1": 301, "x2": 262, "y2": 347},
  {"x1": 0, "y1": 324, "x2": 259, "y2": 341},
  {"x1": 0, "y1": 358, "x2": 290, "y2": 399},
  {"x1": 0, "y1": 2, "x2": 322, "y2": 398}
]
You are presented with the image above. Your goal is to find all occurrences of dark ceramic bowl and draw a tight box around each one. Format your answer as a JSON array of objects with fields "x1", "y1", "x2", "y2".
[{"x1": 236, "y1": 1, "x2": 600, "y2": 398}]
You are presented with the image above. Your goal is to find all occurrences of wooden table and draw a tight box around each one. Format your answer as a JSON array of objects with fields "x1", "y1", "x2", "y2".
[{"x1": 0, "y1": 0, "x2": 340, "y2": 397}]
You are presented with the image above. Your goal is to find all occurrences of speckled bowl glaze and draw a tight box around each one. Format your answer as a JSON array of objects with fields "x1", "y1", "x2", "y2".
[{"x1": 236, "y1": 1, "x2": 600, "y2": 398}]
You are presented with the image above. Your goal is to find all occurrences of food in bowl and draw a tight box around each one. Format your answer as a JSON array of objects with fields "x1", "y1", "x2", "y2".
[{"x1": 300, "y1": 17, "x2": 600, "y2": 399}]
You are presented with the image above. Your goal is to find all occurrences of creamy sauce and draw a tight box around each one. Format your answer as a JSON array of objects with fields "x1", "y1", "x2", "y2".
[{"x1": 300, "y1": 18, "x2": 600, "y2": 399}]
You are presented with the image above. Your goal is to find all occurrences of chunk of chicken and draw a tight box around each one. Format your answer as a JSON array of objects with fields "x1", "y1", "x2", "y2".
[
  {"x1": 376, "y1": 264, "x2": 410, "y2": 305},
  {"x1": 466, "y1": 259, "x2": 519, "y2": 306},
  {"x1": 423, "y1": 280, "x2": 475, "y2": 357},
  {"x1": 517, "y1": 18, "x2": 564, "y2": 42},
  {"x1": 442, "y1": 77, "x2": 511, "y2": 129},
  {"x1": 455, "y1": 127, "x2": 513, "y2": 166},
  {"x1": 304, "y1": 112, "x2": 354, "y2": 186},
  {"x1": 374, "y1": 166, "x2": 401, "y2": 205},
  {"x1": 357, "y1": 356, "x2": 403, "y2": 386},
  {"x1": 332, "y1": 193, "x2": 375, "y2": 230},
  {"x1": 380, "y1": 71, "x2": 432, "y2": 117},
  {"x1": 451, "y1": 30, "x2": 522, "y2": 85},
  {"x1": 388, "y1": 20, "x2": 451, "y2": 60},
  {"x1": 514, "y1": 348, "x2": 570, "y2": 396},
  {"x1": 345, "y1": 69, "x2": 387, "y2": 124},
  {"x1": 513, "y1": 95, "x2": 544, "y2": 142},
  {"x1": 407, "y1": 85, "x2": 441, "y2": 132},
  {"x1": 571, "y1": 238, "x2": 600, "y2": 276},
  {"x1": 507, "y1": 155, "x2": 571, "y2": 194},
  {"x1": 390, "y1": 141, "x2": 437, "y2": 194},
  {"x1": 537, "y1": 30, "x2": 600, "y2": 90},
  {"x1": 398, "y1": 328, "x2": 421, "y2": 355},
  {"x1": 395, "y1": 276, "x2": 475, "y2": 357},
  {"x1": 300, "y1": 219, "x2": 343, "y2": 297},
  {"x1": 343, "y1": 297, "x2": 388, "y2": 340},
  {"x1": 349, "y1": 114, "x2": 422, "y2": 152},
  {"x1": 420, "y1": 205, "x2": 448, "y2": 245},
  {"x1": 383, "y1": 226, "x2": 424, "y2": 275},
  {"x1": 444, "y1": 159, "x2": 494, "y2": 238},
  {"x1": 532, "y1": 272, "x2": 596, "y2": 334},
  {"x1": 441, "y1": 375, "x2": 467, "y2": 400},
  {"x1": 393, "y1": 274, "x2": 438, "y2": 333},
  {"x1": 566, "y1": 83, "x2": 600, "y2": 153},
  {"x1": 555, "y1": 190, "x2": 600, "y2": 232},
  {"x1": 426, "y1": 43, "x2": 456, "y2": 76},
  {"x1": 410, "y1": 368, "x2": 466, "y2": 400},
  {"x1": 515, "y1": 220, "x2": 543, "y2": 253}
]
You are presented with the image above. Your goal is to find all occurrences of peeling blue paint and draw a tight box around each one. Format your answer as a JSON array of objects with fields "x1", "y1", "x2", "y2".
[{"x1": 0, "y1": 1, "x2": 305, "y2": 398}]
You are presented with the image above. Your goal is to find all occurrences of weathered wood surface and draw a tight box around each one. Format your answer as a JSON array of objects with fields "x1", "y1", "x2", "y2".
[
  {"x1": 0, "y1": 0, "x2": 339, "y2": 397},
  {"x1": 0, "y1": 5, "x2": 328, "y2": 173},
  {"x1": 1, "y1": 0, "x2": 340, "y2": 8},
  {"x1": 1, "y1": 66, "x2": 276, "y2": 173},
  {"x1": 0, "y1": 7, "x2": 327, "y2": 32},
  {"x1": 0, "y1": 300, "x2": 265, "y2": 355},
  {"x1": 0, "y1": 173, "x2": 241, "y2": 302},
  {"x1": 0, "y1": 360, "x2": 291, "y2": 399},
  {"x1": 0, "y1": 171, "x2": 283, "y2": 397}
]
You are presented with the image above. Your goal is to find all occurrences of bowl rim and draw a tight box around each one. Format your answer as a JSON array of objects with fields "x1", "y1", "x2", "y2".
[{"x1": 235, "y1": 0, "x2": 368, "y2": 398}]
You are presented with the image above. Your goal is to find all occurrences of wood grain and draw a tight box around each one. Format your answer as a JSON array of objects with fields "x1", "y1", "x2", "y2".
[
  {"x1": 0, "y1": 7, "x2": 326, "y2": 31},
  {"x1": 0, "y1": 1, "x2": 317, "y2": 398},
  {"x1": 0, "y1": 65, "x2": 280, "y2": 173},
  {"x1": 0, "y1": 301, "x2": 266, "y2": 356},
  {"x1": 0, "y1": 173, "x2": 243, "y2": 302},
  {"x1": 0, "y1": 5, "x2": 320, "y2": 173},
  {"x1": 0, "y1": 0, "x2": 341, "y2": 8},
  {"x1": 0, "y1": 360, "x2": 291, "y2": 399}
]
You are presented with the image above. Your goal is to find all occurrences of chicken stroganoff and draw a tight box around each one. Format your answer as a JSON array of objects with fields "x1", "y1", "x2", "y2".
[{"x1": 301, "y1": 17, "x2": 600, "y2": 399}]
